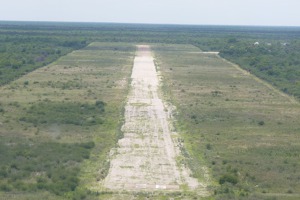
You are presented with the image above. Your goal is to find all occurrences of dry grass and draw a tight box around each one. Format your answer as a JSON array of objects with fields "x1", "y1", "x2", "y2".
[
  {"x1": 0, "y1": 42, "x2": 134, "y2": 140},
  {"x1": 2, "y1": 42, "x2": 299, "y2": 199},
  {"x1": 152, "y1": 44, "x2": 300, "y2": 199},
  {"x1": 0, "y1": 42, "x2": 135, "y2": 199}
]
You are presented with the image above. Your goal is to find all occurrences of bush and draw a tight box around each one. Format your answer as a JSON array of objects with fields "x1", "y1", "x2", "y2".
[
  {"x1": 0, "y1": 183, "x2": 13, "y2": 192},
  {"x1": 0, "y1": 140, "x2": 94, "y2": 195},
  {"x1": 23, "y1": 80, "x2": 29, "y2": 86},
  {"x1": 80, "y1": 141, "x2": 95, "y2": 149},
  {"x1": 206, "y1": 143, "x2": 212, "y2": 150},
  {"x1": 21, "y1": 101, "x2": 105, "y2": 126},
  {"x1": 219, "y1": 174, "x2": 238, "y2": 185}
]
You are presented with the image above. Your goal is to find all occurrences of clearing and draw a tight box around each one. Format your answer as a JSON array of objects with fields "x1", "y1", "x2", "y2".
[{"x1": 103, "y1": 45, "x2": 208, "y2": 194}]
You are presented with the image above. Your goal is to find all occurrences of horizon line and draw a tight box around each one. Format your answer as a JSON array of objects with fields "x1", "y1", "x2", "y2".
[{"x1": 1, "y1": 19, "x2": 300, "y2": 28}]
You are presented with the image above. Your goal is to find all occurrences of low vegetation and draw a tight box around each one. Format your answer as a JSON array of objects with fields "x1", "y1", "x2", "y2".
[
  {"x1": 0, "y1": 139, "x2": 93, "y2": 195},
  {"x1": 153, "y1": 44, "x2": 300, "y2": 200},
  {"x1": 1, "y1": 22, "x2": 300, "y2": 99},
  {"x1": 219, "y1": 38, "x2": 300, "y2": 98},
  {"x1": 1, "y1": 21, "x2": 300, "y2": 199},
  {"x1": 20, "y1": 101, "x2": 105, "y2": 126},
  {"x1": 0, "y1": 42, "x2": 134, "y2": 199}
]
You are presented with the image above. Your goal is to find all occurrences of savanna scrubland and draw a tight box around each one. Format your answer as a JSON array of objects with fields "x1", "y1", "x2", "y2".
[{"x1": 0, "y1": 22, "x2": 300, "y2": 199}]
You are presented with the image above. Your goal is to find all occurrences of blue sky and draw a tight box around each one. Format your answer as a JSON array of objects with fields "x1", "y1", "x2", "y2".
[{"x1": 0, "y1": 0, "x2": 299, "y2": 26}]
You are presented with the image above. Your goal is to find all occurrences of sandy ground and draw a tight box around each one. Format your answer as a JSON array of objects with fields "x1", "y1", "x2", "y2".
[{"x1": 103, "y1": 45, "x2": 207, "y2": 192}]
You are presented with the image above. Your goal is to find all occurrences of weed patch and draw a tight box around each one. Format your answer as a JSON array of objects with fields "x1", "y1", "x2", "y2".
[
  {"x1": 0, "y1": 139, "x2": 94, "y2": 195},
  {"x1": 20, "y1": 101, "x2": 105, "y2": 126},
  {"x1": 153, "y1": 44, "x2": 300, "y2": 199}
]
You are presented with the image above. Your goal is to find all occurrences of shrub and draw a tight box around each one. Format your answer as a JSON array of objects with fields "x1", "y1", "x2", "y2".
[
  {"x1": 24, "y1": 81, "x2": 29, "y2": 86},
  {"x1": 206, "y1": 143, "x2": 212, "y2": 150},
  {"x1": 0, "y1": 184, "x2": 12, "y2": 192},
  {"x1": 0, "y1": 140, "x2": 94, "y2": 195},
  {"x1": 219, "y1": 174, "x2": 238, "y2": 185},
  {"x1": 21, "y1": 101, "x2": 105, "y2": 126},
  {"x1": 80, "y1": 141, "x2": 95, "y2": 149}
]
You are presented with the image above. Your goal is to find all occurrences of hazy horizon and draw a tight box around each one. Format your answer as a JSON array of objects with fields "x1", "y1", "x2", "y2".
[{"x1": 1, "y1": 0, "x2": 300, "y2": 27}]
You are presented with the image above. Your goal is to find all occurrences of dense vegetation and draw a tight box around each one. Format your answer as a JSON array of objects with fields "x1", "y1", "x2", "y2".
[
  {"x1": 0, "y1": 22, "x2": 87, "y2": 85},
  {"x1": 219, "y1": 38, "x2": 300, "y2": 98},
  {"x1": 0, "y1": 139, "x2": 94, "y2": 195},
  {"x1": 20, "y1": 101, "x2": 105, "y2": 126}
]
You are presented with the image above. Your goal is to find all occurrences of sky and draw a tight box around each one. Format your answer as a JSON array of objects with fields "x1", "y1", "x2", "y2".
[{"x1": 0, "y1": 0, "x2": 299, "y2": 26}]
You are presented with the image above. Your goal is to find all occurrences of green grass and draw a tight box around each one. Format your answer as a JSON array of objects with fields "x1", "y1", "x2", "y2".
[
  {"x1": 0, "y1": 42, "x2": 135, "y2": 199},
  {"x1": 0, "y1": 30, "x2": 87, "y2": 85},
  {"x1": 0, "y1": 138, "x2": 93, "y2": 195},
  {"x1": 1, "y1": 21, "x2": 300, "y2": 199},
  {"x1": 1, "y1": 40, "x2": 299, "y2": 199},
  {"x1": 20, "y1": 101, "x2": 105, "y2": 126},
  {"x1": 153, "y1": 44, "x2": 300, "y2": 200},
  {"x1": 217, "y1": 39, "x2": 300, "y2": 99}
]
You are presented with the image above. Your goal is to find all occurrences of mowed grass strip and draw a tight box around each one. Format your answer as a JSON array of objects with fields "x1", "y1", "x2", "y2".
[
  {"x1": 153, "y1": 44, "x2": 300, "y2": 200},
  {"x1": 0, "y1": 42, "x2": 135, "y2": 198}
]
